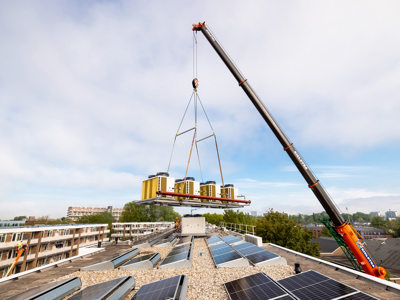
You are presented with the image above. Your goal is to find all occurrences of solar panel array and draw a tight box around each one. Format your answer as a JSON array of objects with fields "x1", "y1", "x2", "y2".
[
  {"x1": 120, "y1": 253, "x2": 161, "y2": 270},
  {"x1": 68, "y1": 276, "x2": 135, "y2": 300},
  {"x1": 232, "y1": 242, "x2": 280, "y2": 266},
  {"x1": 131, "y1": 275, "x2": 187, "y2": 300},
  {"x1": 175, "y1": 236, "x2": 194, "y2": 246},
  {"x1": 5, "y1": 277, "x2": 82, "y2": 300},
  {"x1": 224, "y1": 272, "x2": 293, "y2": 300},
  {"x1": 209, "y1": 241, "x2": 248, "y2": 267},
  {"x1": 221, "y1": 235, "x2": 243, "y2": 245},
  {"x1": 158, "y1": 239, "x2": 193, "y2": 269},
  {"x1": 207, "y1": 235, "x2": 223, "y2": 245},
  {"x1": 154, "y1": 234, "x2": 178, "y2": 247},
  {"x1": 278, "y1": 270, "x2": 379, "y2": 300},
  {"x1": 224, "y1": 271, "x2": 380, "y2": 300},
  {"x1": 80, "y1": 248, "x2": 140, "y2": 271}
]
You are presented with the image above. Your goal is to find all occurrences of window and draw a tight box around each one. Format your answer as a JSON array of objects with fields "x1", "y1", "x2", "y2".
[
  {"x1": 12, "y1": 233, "x2": 22, "y2": 242},
  {"x1": 0, "y1": 234, "x2": 5, "y2": 243},
  {"x1": 47, "y1": 230, "x2": 53, "y2": 237},
  {"x1": 8, "y1": 249, "x2": 17, "y2": 259},
  {"x1": 3, "y1": 267, "x2": 10, "y2": 277},
  {"x1": 44, "y1": 244, "x2": 50, "y2": 251}
]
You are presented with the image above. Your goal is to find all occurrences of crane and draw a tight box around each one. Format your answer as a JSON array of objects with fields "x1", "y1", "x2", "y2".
[
  {"x1": 192, "y1": 21, "x2": 386, "y2": 279},
  {"x1": 5, "y1": 244, "x2": 27, "y2": 277}
]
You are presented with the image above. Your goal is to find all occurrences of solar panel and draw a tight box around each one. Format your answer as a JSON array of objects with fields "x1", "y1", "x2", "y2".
[
  {"x1": 221, "y1": 235, "x2": 243, "y2": 244},
  {"x1": 224, "y1": 272, "x2": 294, "y2": 300},
  {"x1": 211, "y1": 247, "x2": 235, "y2": 256},
  {"x1": 232, "y1": 242, "x2": 281, "y2": 266},
  {"x1": 213, "y1": 251, "x2": 243, "y2": 265},
  {"x1": 169, "y1": 244, "x2": 191, "y2": 255},
  {"x1": 5, "y1": 277, "x2": 81, "y2": 300},
  {"x1": 124, "y1": 253, "x2": 155, "y2": 265},
  {"x1": 161, "y1": 252, "x2": 188, "y2": 265},
  {"x1": 175, "y1": 236, "x2": 193, "y2": 246},
  {"x1": 69, "y1": 276, "x2": 135, "y2": 300},
  {"x1": 208, "y1": 235, "x2": 224, "y2": 244},
  {"x1": 120, "y1": 253, "x2": 161, "y2": 270},
  {"x1": 81, "y1": 248, "x2": 140, "y2": 271},
  {"x1": 158, "y1": 239, "x2": 194, "y2": 269},
  {"x1": 131, "y1": 275, "x2": 187, "y2": 300},
  {"x1": 277, "y1": 270, "x2": 380, "y2": 300},
  {"x1": 210, "y1": 243, "x2": 231, "y2": 251},
  {"x1": 246, "y1": 251, "x2": 279, "y2": 264}
]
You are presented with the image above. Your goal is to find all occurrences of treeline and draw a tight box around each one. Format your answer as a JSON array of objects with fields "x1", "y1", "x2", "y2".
[
  {"x1": 119, "y1": 202, "x2": 181, "y2": 223},
  {"x1": 289, "y1": 211, "x2": 373, "y2": 224},
  {"x1": 204, "y1": 209, "x2": 320, "y2": 257},
  {"x1": 203, "y1": 210, "x2": 258, "y2": 227},
  {"x1": 370, "y1": 216, "x2": 400, "y2": 237}
]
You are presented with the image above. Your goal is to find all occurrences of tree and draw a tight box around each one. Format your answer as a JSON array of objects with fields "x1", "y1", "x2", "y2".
[
  {"x1": 77, "y1": 212, "x2": 113, "y2": 224},
  {"x1": 255, "y1": 209, "x2": 320, "y2": 257},
  {"x1": 14, "y1": 216, "x2": 27, "y2": 221},
  {"x1": 119, "y1": 202, "x2": 181, "y2": 222},
  {"x1": 371, "y1": 216, "x2": 385, "y2": 228},
  {"x1": 321, "y1": 226, "x2": 332, "y2": 237},
  {"x1": 223, "y1": 210, "x2": 257, "y2": 225},
  {"x1": 203, "y1": 213, "x2": 224, "y2": 226},
  {"x1": 119, "y1": 202, "x2": 150, "y2": 222}
]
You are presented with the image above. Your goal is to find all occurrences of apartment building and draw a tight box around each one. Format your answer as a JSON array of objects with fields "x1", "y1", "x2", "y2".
[
  {"x1": 0, "y1": 221, "x2": 26, "y2": 227},
  {"x1": 0, "y1": 224, "x2": 108, "y2": 278},
  {"x1": 111, "y1": 222, "x2": 174, "y2": 239},
  {"x1": 67, "y1": 206, "x2": 124, "y2": 221}
]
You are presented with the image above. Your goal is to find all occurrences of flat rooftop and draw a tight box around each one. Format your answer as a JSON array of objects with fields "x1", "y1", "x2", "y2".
[{"x1": 0, "y1": 233, "x2": 398, "y2": 300}]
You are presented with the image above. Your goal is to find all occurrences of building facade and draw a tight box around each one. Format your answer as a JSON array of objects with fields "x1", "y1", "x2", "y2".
[
  {"x1": 385, "y1": 210, "x2": 399, "y2": 220},
  {"x1": 369, "y1": 211, "x2": 382, "y2": 217},
  {"x1": 0, "y1": 221, "x2": 26, "y2": 228},
  {"x1": 307, "y1": 224, "x2": 324, "y2": 238},
  {"x1": 0, "y1": 224, "x2": 108, "y2": 278},
  {"x1": 67, "y1": 206, "x2": 124, "y2": 221},
  {"x1": 111, "y1": 222, "x2": 174, "y2": 239}
]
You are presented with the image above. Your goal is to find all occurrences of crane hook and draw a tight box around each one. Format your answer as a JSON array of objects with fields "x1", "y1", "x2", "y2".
[{"x1": 192, "y1": 78, "x2": 199, "y2": 89}]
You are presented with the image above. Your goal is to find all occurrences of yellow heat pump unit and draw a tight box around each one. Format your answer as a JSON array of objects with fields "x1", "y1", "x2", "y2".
[
  {"x1": 141, "y1": 172, "x2": 175, "y2": 200},
  {"x1": 220, "y1": 184, "x2": 238, "y2": 203},
  {"x1": 174, "y1": 177, "x2": 200, "y2": 200},
  {"x1": 199, "y1": 181, "x2": 221, "y2": 202}
]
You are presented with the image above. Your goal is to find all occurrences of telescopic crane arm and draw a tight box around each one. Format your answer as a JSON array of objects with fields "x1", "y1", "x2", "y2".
[{"x1": 193, "y1": 21, "x2": 386, "y2": 279}]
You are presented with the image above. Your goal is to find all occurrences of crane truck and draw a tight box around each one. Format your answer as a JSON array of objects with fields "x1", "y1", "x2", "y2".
[{"x1": 192, "y1": 21, "x2": 386, "y2": 279}]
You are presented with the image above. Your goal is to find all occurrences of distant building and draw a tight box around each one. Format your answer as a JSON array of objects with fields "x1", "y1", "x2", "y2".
[
  {"x1": 355, "y1": 227, "x2": 392, "y2": 239},
  {"x1": 369, "y1": 211, "x2": 382, "y2": 217},
  {"x1": 307, "y1": 224, "x2": 324, "y2": 238},
  {"x1": 67, "y1": 206, "x2": 124, "y2": 221},
  {"x1": 385, "y1": 210, "x2": 399, "y2": 220},
  {"x1": 111, "y1": 222, "x2": 174, "y2": 239},
  {"x1": 351, "y1": 221, "x2": 370, "y2": 227},
  {"x1": 251, "y1": 211, "x2": 257, "y2": 217},
  {"x1": 0, "y1": 221, "x2": 26, "y2": 228},
  {"x1": 0, "y1": 224, "x2": 108, "y2": 278}
]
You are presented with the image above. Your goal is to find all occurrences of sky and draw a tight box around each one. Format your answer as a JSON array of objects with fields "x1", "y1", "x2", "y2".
[{"x1": 1, "y1": 1, "x2": 400, "y2": 220}]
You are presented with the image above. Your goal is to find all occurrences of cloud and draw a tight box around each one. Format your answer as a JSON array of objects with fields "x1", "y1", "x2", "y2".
[{"x1": 1, "y1": 1, "x2": 400, "y2": 219}]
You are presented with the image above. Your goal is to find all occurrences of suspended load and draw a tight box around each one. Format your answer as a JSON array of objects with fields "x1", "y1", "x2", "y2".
[
  {"x1": 136, "y1": 30, "x2": 250, "y2": 209},
  {"x1": 200, "y1": 181, "x2": 221, "y2": 202},
  {"x1": 174, "y1": 177, "x2": 200, "y2": 200},
  {"x1": 220, "y1": 184, "x2": 239, "y2": 203},
  {"x1": 141, "y1": 172, "x2": 175, "y2": 200}
]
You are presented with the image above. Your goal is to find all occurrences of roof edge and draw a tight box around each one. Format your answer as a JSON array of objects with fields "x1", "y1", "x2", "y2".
[{"x1": 266, "y1": 243, "x2": 400, "y2": 295}]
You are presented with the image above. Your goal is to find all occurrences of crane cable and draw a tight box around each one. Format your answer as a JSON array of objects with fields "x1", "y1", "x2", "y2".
[{"x1": 167, "y1": 30, "x2": 225, "y2": 189}]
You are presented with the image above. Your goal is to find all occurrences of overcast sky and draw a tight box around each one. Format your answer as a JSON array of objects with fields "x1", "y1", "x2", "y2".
[{"x1": 1, "y1": 1, "x2": 400, "y2": 220}]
